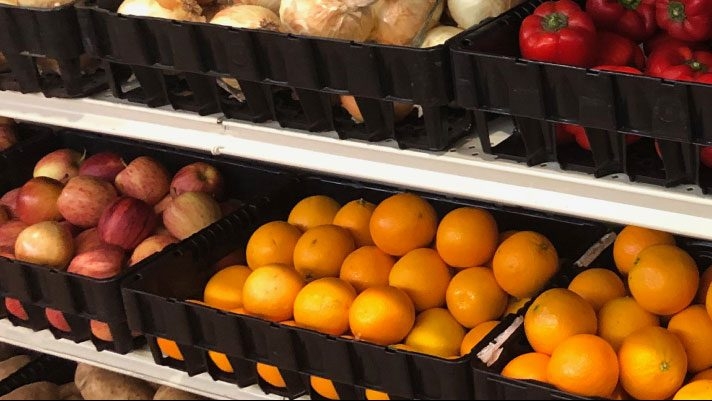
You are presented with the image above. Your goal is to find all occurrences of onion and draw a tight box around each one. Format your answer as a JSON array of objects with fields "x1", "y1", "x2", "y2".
[
  {"x1": 340, "y1": 95, "x2": 413, "y2": 124},
  {"x1": 420, "y1": 25, "x2": 463, "y2": 48},
  {"x1": 370, "y1": 0, "x2": 443, "y2": 46},
  {"x1": 210, "y1": 4, "x2": 281, "y2": 30},
  {"x1": 117, "y1": 0, "x2": 206, "y2": 22},
  {"x1": 280, "y1": 0, "x2": 377, "y2": 42},
  {"x1": 14, "y1": 0, "x2": 74, "y2": 7},
  {"x1": 232, "y1": 0, "x2": 280, "y2": 13},
  {"x1": 447, "y1": 0, "x2": 522, "y2": 30}
]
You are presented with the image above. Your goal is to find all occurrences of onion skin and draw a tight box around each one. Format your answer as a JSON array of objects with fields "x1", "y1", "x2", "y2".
[
  {"x1": 280, "y1": 0, "x2": 377, "y2": 42},
  {"x1": 210, "y1": 4, "x2": 281, "y2": 30},
  {"x1": 420, "y1": 25, "x2": 463, "y2": 48},
  {"x1": 117, "y1": 0, "x2": 206, "y2": 22},
  {"x1": 370, "y1": 0, "x2": 443, "y2": 46}
]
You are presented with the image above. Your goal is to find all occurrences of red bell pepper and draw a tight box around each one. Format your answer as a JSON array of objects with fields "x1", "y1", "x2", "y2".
[
  {"x1": 585, "y1": 0, "x2": 656, "y2": 42},
  {"x1": 560, "y1": 123, "x2": 641, "y2": 151},
  {"x1": 595, "y1": 31, "x2": 646, "y2": 70},
  {"x1": 519, "y1": 0, "x2": 598, "y2": 67},
  {"x1": 656, "y1": 0, "x2": 712, "y2": 42},
  {"x1": 643, "y1": 31, "x2": 704, "y2": 56},
  {"x1": 647, "y1": 46, "x2": 712, "y2": 83},
  {"x1": 592, "y1": 65, "x2": 643, "y2": 74}
]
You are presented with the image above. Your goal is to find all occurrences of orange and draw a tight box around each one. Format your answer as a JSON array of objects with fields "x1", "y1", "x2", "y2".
[
  {"x1": 609, "y1": 385, "x2": 630, "y2": 400},
  {"x1": 499, "y1": 230, "x2": 519, "y2": 244},
  {"x1": 446, "y1": 267, "x2": 508, "y2": 328},
  {"x1": 388, "y1": 248, "x2": 451, "y2": 311},
  {"x1": 667, "y1": 304, "x2": 712, "y2": 373},
  {"x1": 693, "y1": 368, "x2": 712, "y2": 382},
  {"x1": 435, "y1": 207, "x2": 499, "y2": 268},
  {"x1": 242, "y1": 264, "x2": 305, "y2": 322},
  {"x1": 245, "y1": 221, "x2": 302, "y2": 269},
  {"x1": 618, "y1": 326, "x2": 687, "y2": 400},
  {"x1": 613, "y1": 225, "x2": 675, "y2": 275},
  {"x1": 460, "y1": 320, "x2": 499, "y2": 356},
  {"x1": 405, "y1": 308, "x2": 465, "y2": 358},
  {"x1": 389, "y1": 343, "x2": 417, "y2": 352},
  {"x1": 504, "y1": 297, "x2": 530, "y2": 316},
  {"x1": 492, "y1": 231, "x2": 559, "y2": 298},
  {"x1": 547, "y1": 334, "x2": 619, "y2": 398},
  {"x1": 293, "y1": 224, "x2": 356, "y2": 281},
  {"x1": 349, "y1": 286, "x2": 415, "y2": 346},
  {"x1": 156, "y1": 337, "x2": 183, "y2": 361},
  {"x1": 257, "y1": 363, "x2": 286, "y2": 388},
  {"x1": 697, "y1": 265, "x2": 712, "y2": 304},
  {"x1": 567, "y1": 268, "x2": 626, "y2": 312},
  {"x1": 287, "y1": 195, "x2": 340, "y2": 232},
  {"x1": 501, "y1": 352, "x2": 550, "y2": 383},
  {"x1": 674, "y1": 380, "x2": 712, "y2": 400},
  {"x1": 369, "y1": 192, "x2": 438, "y2": 257},
  {"x1": 339, "y1": 246, "x2": 395, "y2": 293},
  {"x1": 597, "y1": 296, "x2": 659, "y2": 352},
  {"x1": 203, "y1": 265, "x2": 252, "y2": 310},
  {"x1": 293, "y1": 277, "x2": 357, "y2": 336},
  {"x1": 524, "y1": 288, "x2": 597, "y2": 355},
  {"x1": 310, "y1": 375, "x2": 339, "y2": 400},
  {"x1": 333, "y1": 199, "x2": 376, "y2": 247},
  {"x1": 364, "y1": 388, "x2": 389, "y2": 400},
  {"x1": 208, "y1": 351, "x2": 233, "y2": 373},
  {"x1": 628, "y1": 245, "x2": 699, "y2": 315}
]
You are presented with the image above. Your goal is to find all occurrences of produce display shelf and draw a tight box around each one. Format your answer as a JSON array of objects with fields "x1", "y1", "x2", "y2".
[
  {"x1": 0, "y1": 320, "x2": 298, "y2": 400},
  {"x1": 1, "y1": 90, "x2": 712, "y2": 241}
]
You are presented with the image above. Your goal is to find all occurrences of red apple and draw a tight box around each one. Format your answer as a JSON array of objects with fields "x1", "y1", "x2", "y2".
[
  {"x1": 0, "y1": 123, "x2": 17, "y2": 151},
  {"x1": 0, "y1": 187, "x2": 20, "y2": 218},
  {"x1": 154, "y1": 195, "x2": 172, "y2": 215},
  {"x1": 0, "y1": 206, "x2": 9, "y2": 225},
  {"x1": 220, "y1": 199, "x2": 244, "y2": 217},
  {"x1": 4, "y1": 297, "x2": 28, "y2": 320},
  {"x1": 67, "y1": 245, "x2": 125, "y2": 279},
  {"x1": 98, "y1": 197, "x2": 158, "y2": 250},
  {"x1": 0, "y1": 250, "x2": 14, "y2": 259},
  {"x1": 79, "y1": 152, "x2": 126, "y2": 182},
  {"x1": 90, "y1": 320, "x2": 113, "y2": 342},
  {"x1": 701, "y1": 146, "x2": 712, "y2": 169},
  {"x1": 655, "y1": 140, "x2": 663, "y2": 160},
  {"x1": 33, "y1": 148, "x2": 84, "y2": 184},
  {"x1": 74, "y1": 228, "x2": 107, "y2": 254},
  {"x1": 16, "y1": 177, "x2": 64, "y2": 224},
  {"x1": 0, "y1": 220, "x2": 28, "y2": 252},
  {"x1": 163, "y1": 191, "x2": 222, "y2": 240},
  {"x1": 114, "y1": 156, "x2": 170, "y2": 206},
  {"x1": 45, "y1": 308, "x2": 71, "y2": 332},
  {"x1": 170, "y1": 162, "x2": 225, "y2": 200},
  {"x1": 215, "y1": 249, "x2": 247, "y2": 270},
  {"x1": 129, "y1": 234, "x2": 179, "y2": 266},
  {"x1": 14, "y1": 221, "x2": 75, "y2": 269},
  {"x1": 57, "y1": 175, "x2": 118, "y2": 228},
  {"x1": 58, "y1": 220, "x2": 81, "y2": 238}
]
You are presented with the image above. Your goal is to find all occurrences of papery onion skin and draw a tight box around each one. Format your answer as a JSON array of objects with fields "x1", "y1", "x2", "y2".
[
  {"x1": 447, "y1": 0, "x2": 522, "y2": 30},
  {"x1": 420, "y1": 25, "x2": 463, "y2": 48},
  {"x1": 14, "y1": 0, "x2": 74, "y2": 7},
  {"x1": 117, "y1": 0, "x2": 206, "y2": 22},
  {"x1": 232, "y1": 0, "x2": 280, "y2": 13},
  {"x1": 280, "y1": 0, "x2": 377, "y2": 42},
  {"x1": 370, "y1": 0, "x2": 443, "y2": 46},
  {"x1": 210, "y1": 4, "x2": 281, "y2": 30}
]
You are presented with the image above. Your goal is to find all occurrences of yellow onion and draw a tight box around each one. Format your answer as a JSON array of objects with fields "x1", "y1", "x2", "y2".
[
  {"x1": 340, "y1": 95, "x2": 413, "y2": 124},
  {"x1": 117, "y1": 0, "x2": 206, "y2": 22},
  {"x1": 447, "y1": 0, "x2": 522, "y2": 30},
  {"x1": 280, "y1": 0, "x2": 377, "y2": 42},
  {"x1": 210, "y1": 4, "x2": 281, "y2": 30},
  {"x1": 370, "y1": 0, "x2": 443, "y2": 46},
  {"x1": 14, "y1": 0, "x2": 74, "y2": 6},
  {"x1": 232, "y1": 0, "x2": 280, "y2": 13},
  {"x1": 420, "y1": 25, "x2": 462, "y2": 48}
]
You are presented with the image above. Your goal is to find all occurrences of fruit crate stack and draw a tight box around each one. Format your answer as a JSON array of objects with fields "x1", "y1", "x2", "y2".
[
  {"x1": 121, "y1": 168, "x2": 609, "y2": 399},
  {"x1": 451, "y1": 0, "x2": 712, "y2": 193}
]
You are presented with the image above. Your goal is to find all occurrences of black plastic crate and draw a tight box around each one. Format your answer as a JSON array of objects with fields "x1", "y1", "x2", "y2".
[
  {"x1": 470, "y1": 232, "x2": 712, "y2": 400},
  {"x1": 0, "y1": 353, "x2": 76, "y2": 396},
  {"x1": 0, "y1": 2, "x2": 105, "y2": 98},
  {"x1": 451, "y1": 0, "x2": 712, "y2": 147},
  {"x1": 122, "y1": 170, "x2": 609, "y2": 399},
  {"x1": 0, "y1": 127, "x2": 294, "y2": 354}
]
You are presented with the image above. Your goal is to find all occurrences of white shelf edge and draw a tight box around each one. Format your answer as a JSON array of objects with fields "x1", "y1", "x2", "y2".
[
  {"x1": 0, "y1": 320, "x2": 289, "y2": 400},
  {"x1": 2, "y1": 91, "x2": 712, "y2": 240}
]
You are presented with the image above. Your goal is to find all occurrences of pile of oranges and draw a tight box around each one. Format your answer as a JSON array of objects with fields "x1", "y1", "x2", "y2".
[
  {"x1": 169, "y1": 191, "x2": 562, "y2": 400},
  {"x1": 501, "y1": 225, "x2": 712, "y2": 400}
]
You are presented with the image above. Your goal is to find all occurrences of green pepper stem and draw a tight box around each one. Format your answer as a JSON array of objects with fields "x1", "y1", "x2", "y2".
[
  {"x1": 668, "y1": 1, "x2": 687, "y2": 22},
  {"x1": 688, "y1": 60, "x2": 708, "y2": 72},
  {"x1": 619, "y1": 0, "x2": 642, "y2": 10},
  {"x1": 541, "y1": 12, "x2": 569, "y2": 32}
]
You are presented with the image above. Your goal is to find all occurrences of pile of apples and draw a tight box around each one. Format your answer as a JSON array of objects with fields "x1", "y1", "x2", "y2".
[{"x1": 0, "y1": 146, "x2": 234, "y2": 342}]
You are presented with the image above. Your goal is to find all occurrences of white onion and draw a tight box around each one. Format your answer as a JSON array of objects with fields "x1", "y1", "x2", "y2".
[
  {"x1": 15, "y1": 0, "x2": 74, "y2": 7},
  {"x1": 232, "y1": 0, "x2": 280, "y2": 13},
  {"x1": 370, "y1": 0, "x2": 443, "y2": 46},
  {"x1": 210, "y1": 4, "x2": 281, "y2": 30},
  {"x1": 420, "y1": 25, "x2": 462, "y2": 48},
  {"x1": 280, "y1": 0, "x2": 377, "y2": 42},
  {"x1": 117, "y1": 0, "x2": 206, "y2": 22},
  {"x1": 447, "y1": 0, "x2": 522, "y2": 30}
]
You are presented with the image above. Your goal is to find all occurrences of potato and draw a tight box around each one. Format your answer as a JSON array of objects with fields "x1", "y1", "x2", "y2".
[
  {"x1": 0, "y1": 381, "x2": 60, "y2": 400},
  {"x1": 59, "y1": 382, "x2": 81, "y2": 400},
  {"x1": 0, "y1": 355, "x2": 31, "y2": 381},
  {"x1": 153, "y1": 385, "x2": 207, "y2": 400},
  {"x1": 75, "y1": 363, "x2": 156, "y2": 400}
]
